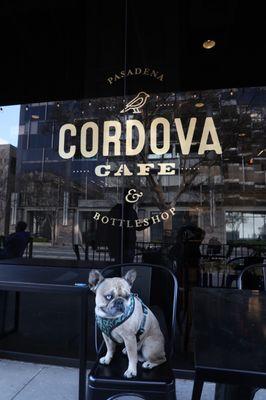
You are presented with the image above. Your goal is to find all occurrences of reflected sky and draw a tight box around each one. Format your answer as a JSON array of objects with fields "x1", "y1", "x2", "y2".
[{"x1": 0, "y1": 105, "x2": 20, "y2": 146}]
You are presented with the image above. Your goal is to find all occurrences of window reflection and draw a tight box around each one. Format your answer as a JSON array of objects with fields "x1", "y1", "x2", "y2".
[
  {"x1": 0, "y1": 87, "x2": 265, "y2": 262},
  {"x1": 226, "y1": 212, "x2": 266, "y2": 240}
]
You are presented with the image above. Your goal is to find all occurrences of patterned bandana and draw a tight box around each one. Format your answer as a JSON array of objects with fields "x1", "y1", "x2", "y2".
[{"x1": 96, "y1": 294, "x2": 148, "y2": 343}]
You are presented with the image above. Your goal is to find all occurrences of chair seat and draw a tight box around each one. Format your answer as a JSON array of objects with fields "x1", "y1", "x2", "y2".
[{"x1": 89, "y1": 350, "x2": 175, "y2": 392}]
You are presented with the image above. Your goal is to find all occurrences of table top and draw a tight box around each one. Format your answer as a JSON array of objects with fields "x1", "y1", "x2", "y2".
[
  {"x1": 193, "y1": 288, "x2": 266, "y2": 378},
  {"x1": 0, "y1": 257, "x2": 104, "y2": 268},
  {"x1": 0, "y1": 263, "x2": 90, "y2": 291}
]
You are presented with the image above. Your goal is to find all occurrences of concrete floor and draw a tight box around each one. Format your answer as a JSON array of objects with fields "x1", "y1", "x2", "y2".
[{"x1": 0, "y1": 359, "x2": 265, "y2": 400}]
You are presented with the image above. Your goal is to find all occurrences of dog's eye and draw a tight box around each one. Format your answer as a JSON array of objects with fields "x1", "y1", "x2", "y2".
[
  {"x1": 124, "y1": 294, "x2": 130, "y2": 300},
  {"x1": 105, "y1": 294, "x2": 113, "y2": 301}
]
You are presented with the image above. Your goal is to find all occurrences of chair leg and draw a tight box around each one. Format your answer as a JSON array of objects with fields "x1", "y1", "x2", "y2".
[
  {"x1": 0, "y1": 291, "x2": 8, "y2": 336},
  {"x1": 183, "y1": 312, "x2": 190, "y2": 352},
  {"x1": 191, "y1": 375, "x2": 204, "y2": 400},
  {"x1": 14, "y1": 292, "x2": 20, "y2": 332}
]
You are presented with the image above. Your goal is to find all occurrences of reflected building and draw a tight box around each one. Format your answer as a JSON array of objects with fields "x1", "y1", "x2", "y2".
[
  {"x1": 12, "y1": 88, "x2": 266, "y2": 246},
  {"x1": 0, "y1": 144, "x2": 16, "y2": 236}
]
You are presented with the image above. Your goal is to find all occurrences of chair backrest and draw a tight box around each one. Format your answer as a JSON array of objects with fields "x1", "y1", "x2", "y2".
[
  {"x1": 237, "y1": 263, "x2": 266, "y2": 290},
  {"x1": 96, "y1": 263, "x2": 178, "y2": 360},
  {"x1": 227, "y1": 256, "x2": 264, "y2": 268}
]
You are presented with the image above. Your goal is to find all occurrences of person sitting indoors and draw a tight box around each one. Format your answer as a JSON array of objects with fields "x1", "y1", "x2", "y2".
[{"x1": 0, "y1": 221, "x2": 30, "y2": 259}]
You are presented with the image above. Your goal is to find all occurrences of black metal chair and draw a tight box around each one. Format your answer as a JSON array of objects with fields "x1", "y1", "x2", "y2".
[
  {"x1": 237, "y1": 263, "x2": 266, "y2": 290},
  {"x1": 87, "y1": 263, "x2": 178, "y2": 400},
  {"x1": 226, "y1": 256, "x2": 264, "y2": 288}
]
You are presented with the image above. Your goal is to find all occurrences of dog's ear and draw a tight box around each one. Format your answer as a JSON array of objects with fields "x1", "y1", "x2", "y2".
[
  {"x1": 123, "y1": 269, "x2": 137, "y2": 287},
  {"x1": 88, "y1": 269, "x2": 104, "y2": 293}
]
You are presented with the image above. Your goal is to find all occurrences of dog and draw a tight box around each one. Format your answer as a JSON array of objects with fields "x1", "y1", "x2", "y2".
[{"x1": 89, "y1": 268, "x2": 166, "y2": 378}]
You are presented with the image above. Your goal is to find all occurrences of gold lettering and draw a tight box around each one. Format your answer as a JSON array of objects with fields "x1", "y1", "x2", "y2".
[
  {"x1": 143, "y1": 68, "x2": 150, "y2": 75},
  {"x1": 150, "y1": 118, "x2": 170, "y2": 155},
  {"x1": 174, "y1": 118, "x2": 196, "y2": 155},
  {"x1": 93, "y1": 212, "x2": 101, "y2": 221},
  {"x1": 58, "y1": 123, "x2": 76, "y2": 159},
  {"x1": 126, "y1": 220, "x2": 134, "y2": 228},
  {"x1": 151, "y1": 214, "x2": 161, "y2": 224},
  {"x1": 80, "y1": 121, "x2": 99, "y2": 158},
  {"x1": 114, "y1": 164, "x2": 133, "y2": 176},
  {"x1": 151, "y1": 70, "x2": 158, "y2": 78},
  {"x1": 135, "y1": 219, "x2": 143, "y2": 228},
  {"x1": 101, "y1": 216, "x2": 109, "y2": 224},
  {"x1": 135, "y1": 67, "x2": 142, "y2": 75},
  {"x1": 198, "y1": 117, "x2": 222, "y2": 155},
  {"x1": 103, "y1": 121, "x2": 121, "y2": 156},
  {"x1": 157, "y1": 163, "x2": 175, "y2": 175},
  {"x1": 126, "y1": 120, "x2": 145, "y2": 156},
  {"x1": 95, "y1": 165, "x2": 111, "y2": 177},
  {"x1": 137, "y1": 163, "x2": 154, "y2": 176},
  {"x1": 161, "y1": 212, "x2": 169, "y2": 220}
]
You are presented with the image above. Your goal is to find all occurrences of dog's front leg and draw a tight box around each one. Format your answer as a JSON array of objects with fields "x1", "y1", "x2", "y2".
[
  {"x1": 123, "y1": 335, "x2": 137, "y2": 378},
  {"x1": 99, "y1": 333, "x2": 116, "y2": 365}
]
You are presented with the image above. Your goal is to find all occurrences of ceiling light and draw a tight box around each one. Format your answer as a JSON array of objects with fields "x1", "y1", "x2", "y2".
[
  {"x1": 25, "y1": 105, "x2": 29, "y2": 111},
  {"x1": 238, "y1": 133, "x2": 246, "y2": 137},
  {"x1": 56, "y1": 102, "x2": 60, "y2": 108},
  {"x1": 31, "y1": 115, "x2": 39, "y2": 120},
  {"x1": 195, "y1": 102, "x2": 204, "y2": 108},
  {"x1": 203, "y1": 39, "x2": 216, "y2": 49},
  {"x1": 230, "y1": 90, "x2": 234, "y2": 96}
]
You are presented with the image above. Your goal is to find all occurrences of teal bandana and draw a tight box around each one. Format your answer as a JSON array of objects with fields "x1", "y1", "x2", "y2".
[{"x1": 96, "y1": 294, "x2": 148, "y2": 343}]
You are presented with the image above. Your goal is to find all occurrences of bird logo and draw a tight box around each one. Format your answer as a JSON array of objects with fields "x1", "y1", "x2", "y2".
[{"x1": 120, "y1": 91, "x2": 150, "y2": 114}]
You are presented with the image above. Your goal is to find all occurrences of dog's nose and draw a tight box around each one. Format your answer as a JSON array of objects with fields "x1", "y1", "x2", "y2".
[{"x1": 115, "y1": 298, "x2": 124, "y2": 310}]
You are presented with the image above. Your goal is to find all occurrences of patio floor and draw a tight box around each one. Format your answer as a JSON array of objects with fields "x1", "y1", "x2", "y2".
[{"x1": 0, "y1": 359, "x2": 265, "y2": 400}]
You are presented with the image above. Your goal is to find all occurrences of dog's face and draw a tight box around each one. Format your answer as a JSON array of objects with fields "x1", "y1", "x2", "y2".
[{"x1": 89, "y1": 269, "x2": 137, "y2": 318}]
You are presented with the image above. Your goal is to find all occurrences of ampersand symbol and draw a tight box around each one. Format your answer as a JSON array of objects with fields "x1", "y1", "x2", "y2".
[{"x1": 125, "y1": 189, "x2": 143, "y2": 203}]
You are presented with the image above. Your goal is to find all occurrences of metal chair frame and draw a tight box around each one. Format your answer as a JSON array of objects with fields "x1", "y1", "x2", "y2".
[
  {"x1": 237, "y1": 263, "x2": 266, "y2": 290},
  {"x1": 94, "y1": 263, "x2": 178, "y2": 360}
]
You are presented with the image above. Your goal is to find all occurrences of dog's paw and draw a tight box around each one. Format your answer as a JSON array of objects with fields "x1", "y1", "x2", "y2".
[
  {"x1": 99, "y1": 356, "x2": 112, "y2": 365},
  {"x1": 122, "y1": 347, "x2": 127, "y2": 355},
  {"x1": 142, "y1": 361, "x2": 157, "y2": 369},
  {"x1": 124, "y1": 368, "x2": 137, "y2": 378}
]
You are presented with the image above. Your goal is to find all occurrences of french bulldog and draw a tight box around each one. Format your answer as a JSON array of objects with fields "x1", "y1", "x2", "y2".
[{"x1": 89, "y1": 269, "x2": 166, "y2": 378}]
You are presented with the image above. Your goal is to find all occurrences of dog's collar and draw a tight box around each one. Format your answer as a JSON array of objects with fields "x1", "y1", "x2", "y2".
[{"x1": 96, "y1": 294, "x2": 148, "y2": 343}]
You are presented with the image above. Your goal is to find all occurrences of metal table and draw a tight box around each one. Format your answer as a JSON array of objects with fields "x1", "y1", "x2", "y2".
[
  {"x1": 192, "y1": 288, "x2": 266, "y2": 399},
  {"x1": 0, "y1": 264, "x2": 89, "y2": 400}
]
